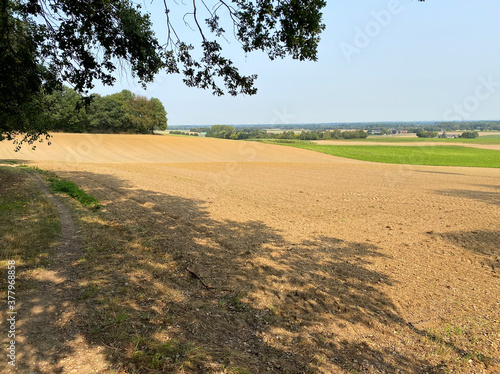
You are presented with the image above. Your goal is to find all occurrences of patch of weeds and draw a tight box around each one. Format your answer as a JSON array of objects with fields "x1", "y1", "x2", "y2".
[
  {"x1": 267, "y1": 304, "x2": 280, "y2": 315},
  {"x1": 218, "y1": 292, "x2": 247, "y2": 311},
  {"x1": 221, "y1": 365, "x2": 252, "y2": 374},
  {"x1": 79, "y1": 284, "x2": 99, "y2": 300},
  {"x1": 19, "y1": 165, "x2": 51, "y2": 176},
  {"x1": 114, "y1": 311, "x2": 129, "y2": 324},
  {"x1": 443, "y1": 323, "x2": 465, "y2": 337},
  {"x1": 48, "y1": 177, "x2": 101, "y2": 209},
  {"x1": 0, "y1": 199, "x2": 27, "y2": 212},
  {"x1": 132, "y1": 337, "x2": 203, "y2": 370},
  {"x1": 426, "y1": 321, "x2": 496, "y2": 370}
]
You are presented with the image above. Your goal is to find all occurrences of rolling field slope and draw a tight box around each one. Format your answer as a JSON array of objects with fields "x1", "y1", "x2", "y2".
[
  {"x1": 0, "y1": 133, "x2": 339, "y2": 163},
  {"x1": 1, "y1": 134, "x2": 499, "y2": 373}
]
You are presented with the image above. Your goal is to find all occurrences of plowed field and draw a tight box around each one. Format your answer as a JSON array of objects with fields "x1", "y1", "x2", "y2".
[{"x1": 1, "y1": 133, "x2": 499, "y2": 373}]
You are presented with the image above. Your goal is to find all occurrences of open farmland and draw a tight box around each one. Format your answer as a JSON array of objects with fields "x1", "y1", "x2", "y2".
[
  {"x1": 1, "y1": 133, "x2": 499, "y2": 373},
  {"x1": 286, "y1": 145, "x2": 500, "y2": 168}
]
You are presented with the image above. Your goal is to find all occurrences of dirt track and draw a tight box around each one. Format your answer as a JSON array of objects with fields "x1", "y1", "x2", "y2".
[{"x1": 1, "y1": 134, "x2": 499, "y2": 373}]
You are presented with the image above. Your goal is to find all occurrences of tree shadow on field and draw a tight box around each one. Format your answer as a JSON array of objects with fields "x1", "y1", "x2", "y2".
[
  {"x1": 31, "y1": 170, "x2": 447, "y2": 373},
  {"x1": 435, "y1": 186, "x2": 500, "y2": 206},
  {"x1": 438, "y1": 230, "x2": 500, "y2": 273},
  {"x1": 412, "y1": 170, "x2": 464, "y2": 176}
]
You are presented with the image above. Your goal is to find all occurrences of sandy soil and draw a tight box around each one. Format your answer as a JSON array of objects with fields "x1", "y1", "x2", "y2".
[
  {"x1": 1, "y1": 134, "x2": 499, "y2": 373},
  {"x1": 1, "y1": 133, "x2": 338, "y2": 164}
]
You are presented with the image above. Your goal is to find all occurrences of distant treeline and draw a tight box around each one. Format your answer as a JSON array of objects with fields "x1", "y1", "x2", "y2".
[
  {"x1": 170, "y1": 131, "x2": 199, "y2": 136},
  {"x1": 200, "y1": 126, "x2": 368, "y2": 140},
  {"x1": 42, "y1": 87, "x2": 167, "y2": 134},
  {"x1": 176, "y1": 121, "x2": 500, "y2": 132},
  {"x1": 436, "y1": 122, "x2": 500, "y2": 132},
  {"x1": 416, "y1": 130, "x2": 480, "y2": 138}
]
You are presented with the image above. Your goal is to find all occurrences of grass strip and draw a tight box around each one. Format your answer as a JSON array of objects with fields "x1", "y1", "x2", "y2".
[
  {"x1": 0, "y1": 166, "x2": 59, "y2": 266},
  {"x1": 48, "y1": 177, "x2": 101, "y2": 208}
]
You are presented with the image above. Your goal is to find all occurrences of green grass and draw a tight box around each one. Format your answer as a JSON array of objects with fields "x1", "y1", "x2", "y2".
[
  {"x1": 353, "y1": 134, "x2": 500, "y2": 144},
  {"x1": 16, "y1": 165, "x2": 101, "y2": 208},
  {"x1": 132, "y1": 337, "x2": 203, "y2": 370},
  {"x1": 48, "y1": 177, "x2": 101, "y2": 208},
  {"x1": 288, "y1": 144, "x2": 500, "y2": 168},
  {"x1": 0, "y1": 166, "x2": 60, "y2": 266}
]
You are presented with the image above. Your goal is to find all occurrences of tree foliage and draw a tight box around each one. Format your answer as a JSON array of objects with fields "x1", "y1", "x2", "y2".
[
  {"x1": 203, "y1": 126, "x2": 369, "y2": 140},
  {"x1": 459, "y1": 131, "x2": 479, "y2": 139},
  {"x1": 1, "y1": 0, "x2": 331, "y2": 145},
  {"x1": 45, "y1": 87, "x2": 167, "y2": 134},
  {"x1": 205, "y1": 124, "x2": 236, "y2": 139},
  {"x1": 416, "y1": 130, "x2": 438, "y2": 138}
]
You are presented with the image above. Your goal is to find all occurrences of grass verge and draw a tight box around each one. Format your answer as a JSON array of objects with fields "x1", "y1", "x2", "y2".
[
  {"x1": 286, "y1": 144, "x2": 500, "y2": 168},
  {"x1": 0, "y1": 166, "x2": 60, "y2": 372},
  {"x1": 17, "y1": 164, "x2": 101, "y2": 208},
  {"x1": 48, "y1": 177, "x2": 101, "y2": 208},
  {"x1": 0, "y1": 166, "x2": 60, "y2": 267}
]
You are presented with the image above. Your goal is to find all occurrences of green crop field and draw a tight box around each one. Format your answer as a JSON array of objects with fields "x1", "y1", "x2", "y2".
[
  {"x1": 354, "y1": 135, "x2": 500, "y2": 144},
  {"x1": 288, "y1": 144, "x2": 500, "y2": 168}
]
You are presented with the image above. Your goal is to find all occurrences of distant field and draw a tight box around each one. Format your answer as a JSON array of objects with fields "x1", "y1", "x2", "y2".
[
  {"x1": 288, "y1": 144, "x2": 500, "y2": 168},
  {"x1": 361, "y1": 135, "x2": 500, "y2": 144}
]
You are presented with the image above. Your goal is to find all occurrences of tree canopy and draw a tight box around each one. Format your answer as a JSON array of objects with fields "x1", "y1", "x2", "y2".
[
  {"x1": 1, "y1": 0, "x2": 330, "y2": 145},
  {"x1": 1, "y1": 0, "x2": 427, "y2": 145},
  {"x1": 44, "y1": 86, "x2": 167, "y2": 135}
]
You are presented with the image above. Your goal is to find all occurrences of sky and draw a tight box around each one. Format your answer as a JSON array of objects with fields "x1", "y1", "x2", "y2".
[{"x1": 91, "y1": 0, "x2": 500, "y2": 126}]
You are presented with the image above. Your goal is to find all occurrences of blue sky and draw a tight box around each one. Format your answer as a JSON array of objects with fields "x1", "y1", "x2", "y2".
[{"x1": 92, "y1": 0, "x2": 500, "y2": 126}]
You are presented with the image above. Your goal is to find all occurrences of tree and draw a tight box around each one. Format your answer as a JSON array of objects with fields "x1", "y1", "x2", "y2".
[
  {"x1": 0, "y1": 0, "x2": 330, "y2": 144},
  {"x1": 86, "y1": 94, "x2": 124, "y2": 133},
  {"x1": 206, "y1": 125, "x2": 235, "y2": 139},
  {"x1": 36, "y1": 86, "x2": 168, "y2": 134},
  {"x1": 416, "y1": 130, "x2": 438, "y2": 138},
  {"x1": 150, "y1": 98, "x2": 168, "y2": 132},
  {"x1": 1, "y1": 0, "x2": 427, "y2": 145},
  {"x1": 459, "y1": 131, "x2": 479, "y2": 139},
  {"x1": 0, "y1": 3, "x2": 59, "y2": 147},
  {"x1": 45, "y1": 86, "x2": 89, "y2": 132}
]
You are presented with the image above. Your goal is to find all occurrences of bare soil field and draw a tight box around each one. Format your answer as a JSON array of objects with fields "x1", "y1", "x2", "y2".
[
  {"x1": 1, "y1": 133, "x2": 336, "y2": 163},
  {"x1": 1, "y1": 134, "x2": 499, "y2": 373}
]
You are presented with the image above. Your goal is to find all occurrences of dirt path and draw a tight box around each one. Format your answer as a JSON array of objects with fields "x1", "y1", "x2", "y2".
[{"x1": 14, "y1": 174, "x2": 110, "y2": 374}]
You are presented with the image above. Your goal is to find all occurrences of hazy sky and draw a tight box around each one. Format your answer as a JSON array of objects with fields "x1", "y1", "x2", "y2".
[{"x1": 91, "y1": 0, "x2": 500, "y2": 126}]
